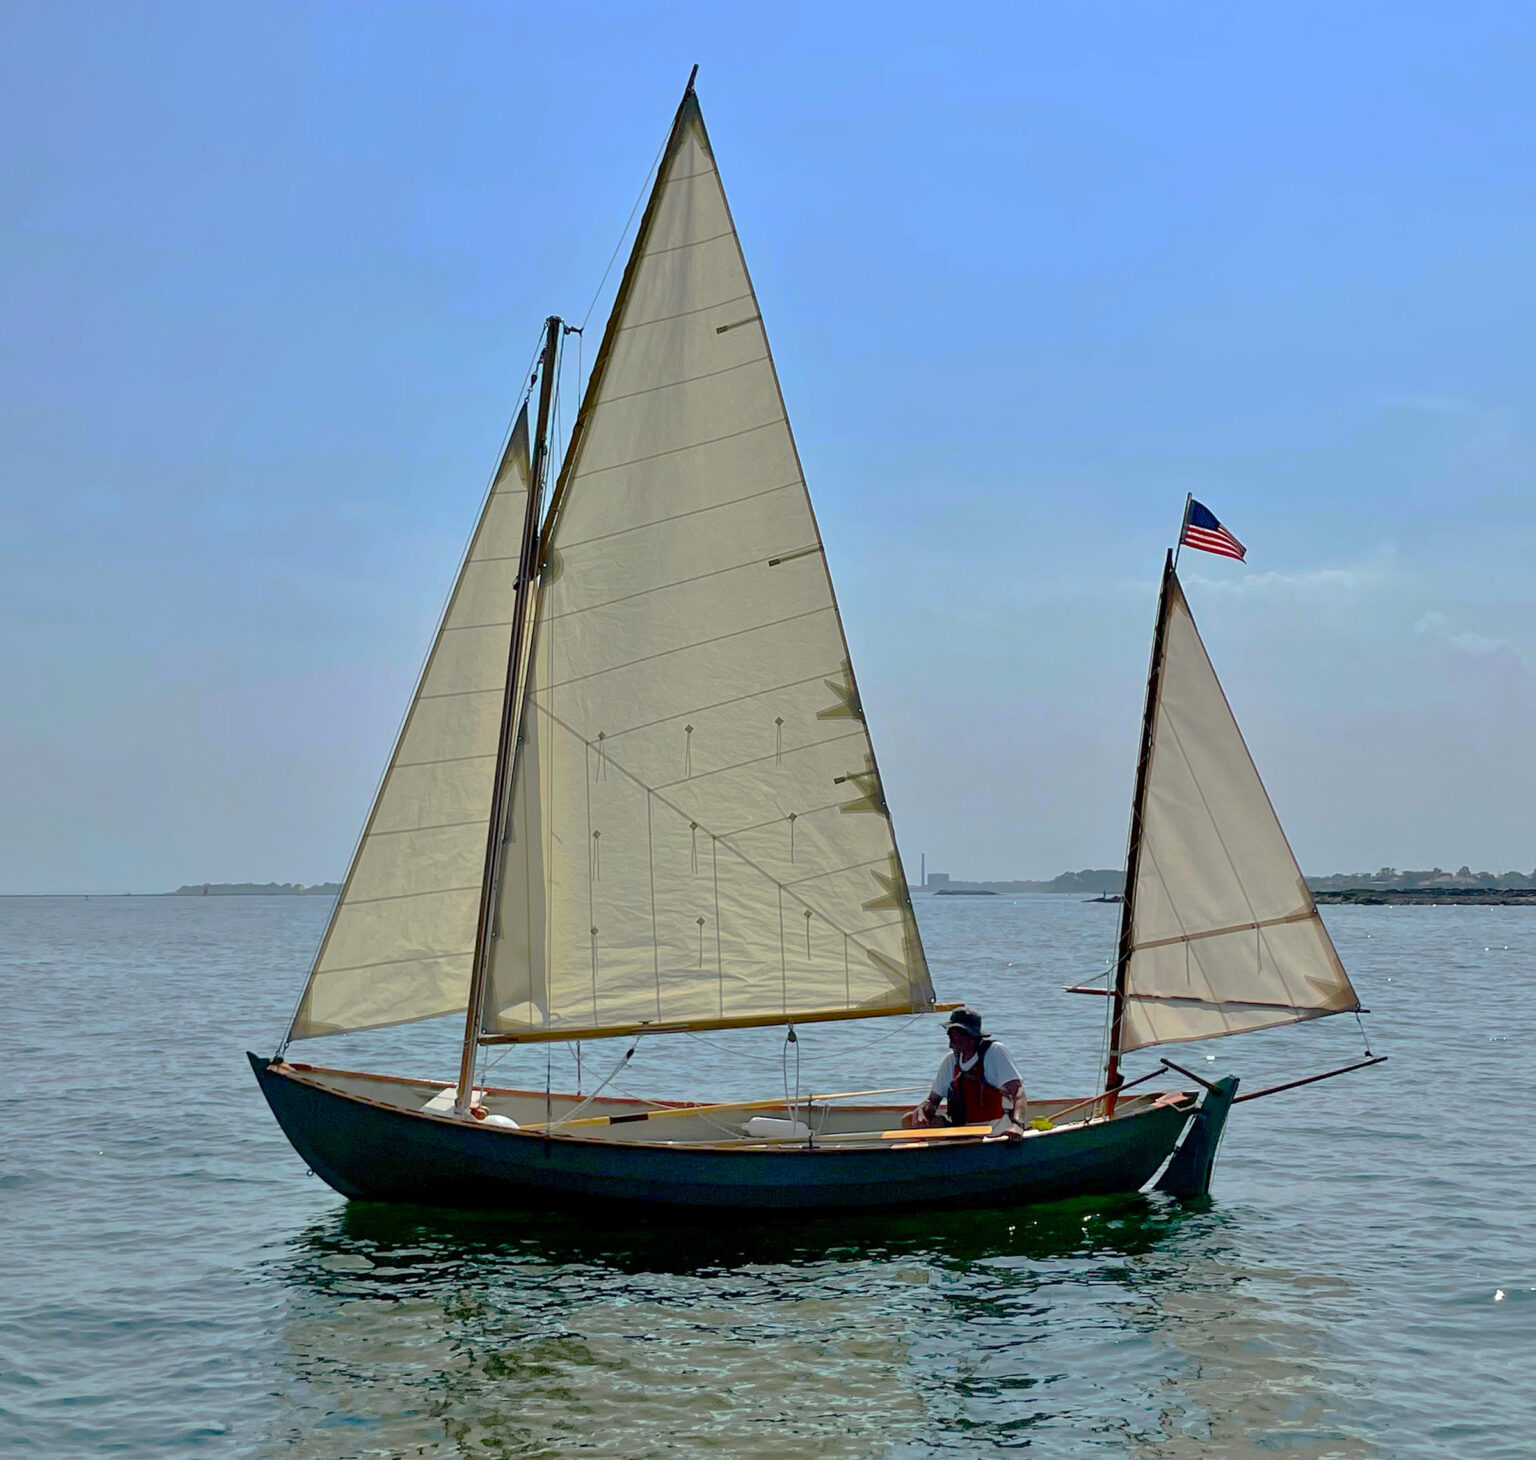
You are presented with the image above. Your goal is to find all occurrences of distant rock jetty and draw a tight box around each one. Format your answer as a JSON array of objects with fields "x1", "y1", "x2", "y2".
[
  {"x1": 1308, "y1": 866, "x2": 1536, "y2": 905},
  {"x1": 1314, "y1": 887, "x2": 1536, "y2": 906},
  {"x1": 169, "y1": 882, "x2": 342, "y2": 896},
  {"x1": 916, "y1": 869, "x2": 1124, "y2": 896}
]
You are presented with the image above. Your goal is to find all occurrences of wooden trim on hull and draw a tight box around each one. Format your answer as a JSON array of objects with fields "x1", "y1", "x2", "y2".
[{"x1": 249, "y1": 1054, "x2": 1202, "y2": 1213}]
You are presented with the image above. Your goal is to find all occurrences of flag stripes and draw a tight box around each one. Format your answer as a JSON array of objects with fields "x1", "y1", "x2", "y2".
[{"x1": 1180, "y1": 500, "x2": 1246, "y2": 561}]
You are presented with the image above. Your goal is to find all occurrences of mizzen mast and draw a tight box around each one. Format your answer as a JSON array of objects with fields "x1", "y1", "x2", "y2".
[
  {"x1": 1104, "y1": 549, "x2": 1175, "y2": 1113},
  {"x1": 456, "y1": 314, "x2": 563, "y2": 1111}
]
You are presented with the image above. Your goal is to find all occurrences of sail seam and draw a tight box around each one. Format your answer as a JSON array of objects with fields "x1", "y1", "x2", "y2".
[
  {"x1": 557, "y1": 479, "x2": 802, "y2": 551},
  {"x1": 393, "y1": 752, "x2": 495, "y2": 768},
  {"x1": 366, "y1": 818, "x2": 486, "y2": 837},
  {"x1": 344, "y1": 884, "x2": 482, "y2": 907},
  {"x1": 572, "y1": 417, "x2": 784, "y2": 480},
  {"x1": 781, "y1": 856, "x2": 888, "y2": 889},
  {"x1": 719, "y1": 801, "x2": 845, "y2": 838},
  {"x1": 1132, "y1": 908, "x2": 1314, "y2": 952},
  {"x1": 416, "y1": 688, "x2": 502, "y2": 703},
  {"x1": 650, "y1": 730, "x2": 864, "y2": 791},
  {"x1": 589, "y1": 671, "x2": 835, "y2": 743},
  {"x1": 616, "y1": 290, "x2": 754, "y2": 335},
  {"x1": 439, "y1": 620, "x2": 513, "y2": 633},
  {"x1": 664, "y1": 165, "x2": 718, "y2": 183},
  {"x1": 313, "y1": 950, "x2": 474, "y2": 975},
  {"x1": 534, "y1": 605, "x2": 833, "y2": 691},
  {"x1": 640, "y1": 226, "x2": 735, "y2": 258},
  {"x1": 543, "y1": 551, "x2": 783, "y2": 623},
  {"x1": 597, "y1": 354, "x2": 768, "y2": 407},
  {"x1": 846, "y1": 916, "x2": 909, "y2": 938}
]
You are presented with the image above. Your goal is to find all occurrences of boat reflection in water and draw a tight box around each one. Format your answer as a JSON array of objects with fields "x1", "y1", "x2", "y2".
[{"x1": 262, "y1": 1197, "x2": 1375, "y2": 1458}]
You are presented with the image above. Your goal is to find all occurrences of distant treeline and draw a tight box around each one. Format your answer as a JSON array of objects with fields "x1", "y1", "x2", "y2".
[
  {"x1": 176, "y1": 865, "x2": 1536, "y2": 901},
  {"x1": 169, "y1": 882, "x2": 342, "y2": 896},
  {"x1": 921, "y1": 864, "x2": 1536, "y2": 896},
  {"x1": 1305, "y1": 866, "x2": 1536, "y2": 892},
  {"x1": 921, "y1": 870, "x2": 1125, "y2": 895}
]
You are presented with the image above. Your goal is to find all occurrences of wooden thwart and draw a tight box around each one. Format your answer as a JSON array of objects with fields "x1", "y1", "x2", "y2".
[{"x1": 525, "y1": 1085, "x2": 922, "y2": 1132}]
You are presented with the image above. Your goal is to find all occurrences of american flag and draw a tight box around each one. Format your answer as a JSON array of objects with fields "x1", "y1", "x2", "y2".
[{"x1": 1180, "y1": 500, "x2": 1246, "y2": 561}]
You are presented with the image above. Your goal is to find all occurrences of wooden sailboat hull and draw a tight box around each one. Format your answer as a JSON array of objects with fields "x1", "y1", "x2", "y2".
[{"x1": 249, "y1": 1055, "x2": 1233, "y2": 1212}]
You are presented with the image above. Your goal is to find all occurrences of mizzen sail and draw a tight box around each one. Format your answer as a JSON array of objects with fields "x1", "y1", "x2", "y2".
[
  {"x1": 482, "y1": 91, "x2": 931, "y2": 1043},
  {"x1": 1115, "y1": 562, "x2": 1359, "y2": 1052},
  {"x1": 288, "y1": 406, "x2": 533, "y2": 1039}
]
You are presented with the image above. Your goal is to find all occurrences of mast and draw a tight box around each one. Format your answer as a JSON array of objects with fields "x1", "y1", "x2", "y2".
[
  {"x1": 1105, "y1": 549, "x2": 1176, "y2": 1112},
  {"x1": 456, "y1": 314, "x2": 562, "y2": 1110}
]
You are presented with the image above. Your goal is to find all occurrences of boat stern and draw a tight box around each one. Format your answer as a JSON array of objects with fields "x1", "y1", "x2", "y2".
[{"x1": 1153, "y1": 1074, "x2": 1238, "y2": 1200}]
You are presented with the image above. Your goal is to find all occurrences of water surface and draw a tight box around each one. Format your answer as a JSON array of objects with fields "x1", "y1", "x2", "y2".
[{"x1": 1, "y1": 895, "x2": 1529, "y2": 1456}]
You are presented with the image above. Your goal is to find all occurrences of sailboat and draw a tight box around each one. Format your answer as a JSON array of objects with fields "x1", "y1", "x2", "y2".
[{"x1": 251, "y1": 75, "x2": 1380, "y2": 1212}]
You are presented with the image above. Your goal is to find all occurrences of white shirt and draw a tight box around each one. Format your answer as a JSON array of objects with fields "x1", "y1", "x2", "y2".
[{"x1": 929, "y1": 1041, "x2": 1022, "y2": 1101}]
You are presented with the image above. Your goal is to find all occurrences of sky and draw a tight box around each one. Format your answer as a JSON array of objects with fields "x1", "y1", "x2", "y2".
[{"x1": 4, "y1": 1, "x2": 1536, "y2": 892}]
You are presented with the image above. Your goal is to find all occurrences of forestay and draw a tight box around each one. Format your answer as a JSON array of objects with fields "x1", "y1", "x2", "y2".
[
  {"x1": 1118, "y1": 569, "x2": 1359, "y2": 1051},
  {"x1": 289, "y1": 408, "x2": 533, "y2": 1039},
  {"x1": 484, "y1": 94, "x2": 931, "y2": 1042}
]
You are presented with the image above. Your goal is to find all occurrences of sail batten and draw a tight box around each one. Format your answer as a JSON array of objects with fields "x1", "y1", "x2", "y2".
[{"x1": 1112, "y1": 563, "x2": 1359, "y2": 1054}]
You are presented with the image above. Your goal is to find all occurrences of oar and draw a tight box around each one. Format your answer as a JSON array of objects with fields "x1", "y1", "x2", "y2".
[{"x1": 526, "y1": 1086, "x2": 924, "y2": 1132}]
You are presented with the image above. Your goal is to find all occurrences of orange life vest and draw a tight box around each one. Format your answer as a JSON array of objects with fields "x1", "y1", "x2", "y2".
[{"x1": 947, "y1": 1039, "x2": 1005, "y2": 1125}]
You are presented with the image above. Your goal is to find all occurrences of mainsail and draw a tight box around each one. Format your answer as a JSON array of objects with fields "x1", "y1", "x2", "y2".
[
  {"x1": 482, "y1": 91, "x2": 932, "y2": 1042},
  {"x1": 288, "y1": 407, "x2": 533, "y2": 1039},
  {"x1": 1112, "y1": 559, "x2": 1359, "y2": 1053}
]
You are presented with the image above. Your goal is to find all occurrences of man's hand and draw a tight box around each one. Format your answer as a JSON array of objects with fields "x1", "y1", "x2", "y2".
[{"x1": 903, "y1": 1097, "x2": 942, "y2": 1129}]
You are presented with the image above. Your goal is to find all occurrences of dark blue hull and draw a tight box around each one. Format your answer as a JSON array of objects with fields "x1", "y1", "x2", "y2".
[{"x1": 250, "y1": 1055, "x2": 1235, "y2": 1212}]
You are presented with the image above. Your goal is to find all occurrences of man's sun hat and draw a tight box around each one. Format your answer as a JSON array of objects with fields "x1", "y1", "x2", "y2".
[{"x1": 944, "y1": 1007, "x2": 984, "y2": 1038}]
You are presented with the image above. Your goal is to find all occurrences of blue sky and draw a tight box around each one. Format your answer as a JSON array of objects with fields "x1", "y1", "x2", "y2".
[{"x1": 5, "y1": 2, "x2": 1536, "y2": 891}]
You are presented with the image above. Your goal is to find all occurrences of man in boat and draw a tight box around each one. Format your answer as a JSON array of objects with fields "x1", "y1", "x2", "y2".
[{"x1": 906, "y1": 1008, "x2": 1027, "y2": 1132}]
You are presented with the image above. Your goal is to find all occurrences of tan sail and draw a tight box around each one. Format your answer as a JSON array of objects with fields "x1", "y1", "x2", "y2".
[
  {"x1": 1116, "y1": 566, "x2": 1359, "y2": 1052},
  {"x1": 288, "y1": 406, "x2": 533, "y2": 1039},
  {"x1": 483, "y1": 93, "x2": 931, "y2": 1043}
]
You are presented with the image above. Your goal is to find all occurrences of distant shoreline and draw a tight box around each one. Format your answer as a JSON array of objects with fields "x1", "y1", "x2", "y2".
[{"x1": 1313, "y1": 888, "x2": 1536, "y2": 906}]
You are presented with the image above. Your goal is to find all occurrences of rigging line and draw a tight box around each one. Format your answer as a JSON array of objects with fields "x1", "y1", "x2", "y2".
[
  {"x1": 679, "y1": 1030, "x2": 810, "y2": 1068},
  {"x1": 712, "y1": 834, "x2": 724, "y2": 1018},
  {"x1": 579, "y1": 130, "x2": 669, "y2": 331},
  {"x1": 647, "y1": 792, "x2": 661, "y2": 1021},
  {"x1": 585, "y1": 740, "x2": 598, "y2": 1023},
  {"x1": 547, "y1": 1035, "x2": 643, "y2": 1129},
  {"x1": 782, "y1": 1024, "x2": 802, "y2": 1131}
]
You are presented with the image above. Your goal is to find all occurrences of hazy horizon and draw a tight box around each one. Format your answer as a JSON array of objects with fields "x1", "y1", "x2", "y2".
[{"x1": 5, "y1": 4, "x2": 1536, "y2": 893}]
